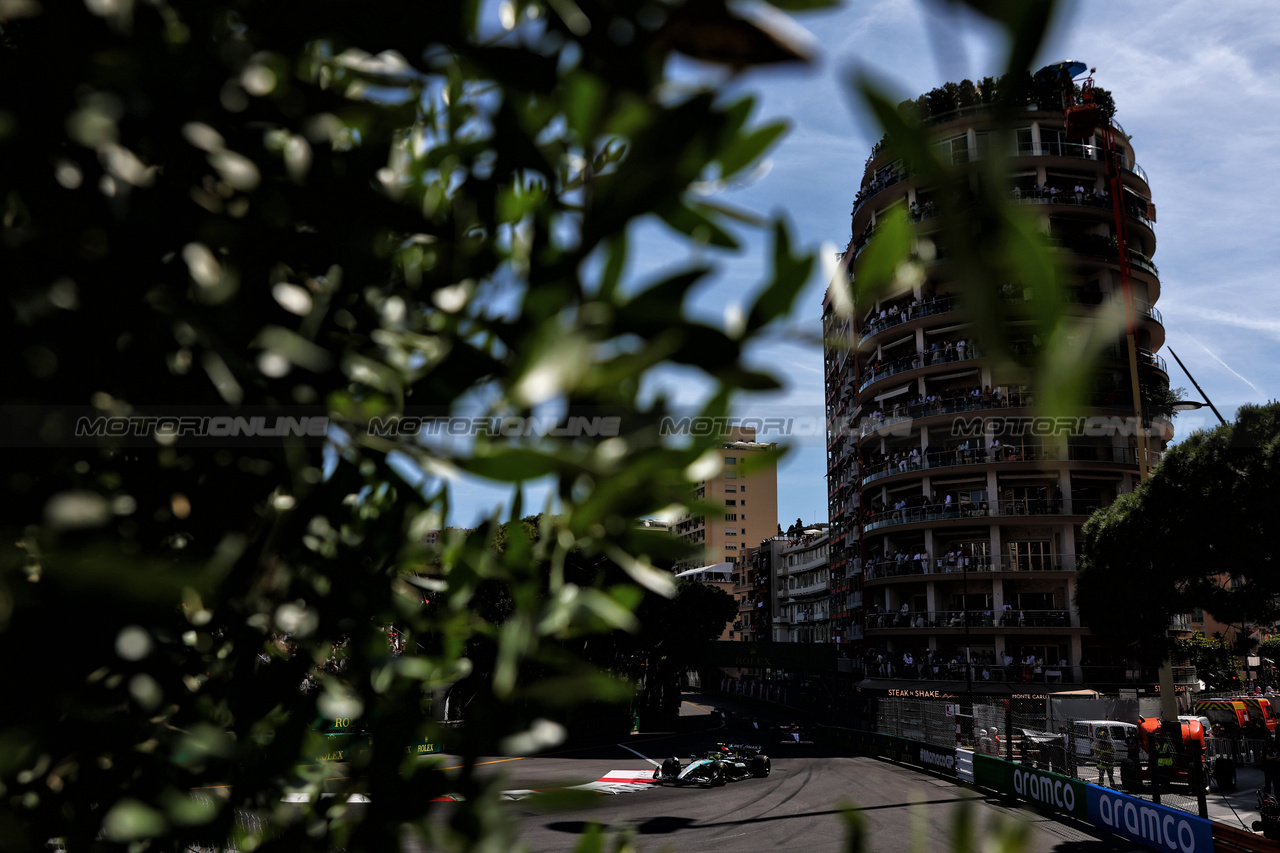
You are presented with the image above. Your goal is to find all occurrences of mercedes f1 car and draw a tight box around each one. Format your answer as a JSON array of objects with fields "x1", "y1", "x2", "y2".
[{"x1": 652, "y1": 744, "x2": 771, "y2": 787}]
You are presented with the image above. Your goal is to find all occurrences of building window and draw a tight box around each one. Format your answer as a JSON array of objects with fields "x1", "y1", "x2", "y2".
[
  {"x1": 724, "y1": 471, "x2": 737, "y2": 479},
  {"x1": 1016, "y1": 127, "x2": 1034, "y2": 156},
  {"x1": 935, "y1": 133, "x2": 969, "y2": 165},
  {"x1": 725, "y1": 544, "x2": 737, "y2": 550},
  {"x1": 724, "y1": 513, "x2": 737, "y2": 521},
  {"x1": 725, "y1": 486, "x2": 737, "y2": 492},
  {"x1": 725, "y1": 499, "x2": 736, "y2": 506},
  {"x1": 1007, "y1": 540, "x2": 1052, "y2": 571},
  {"x1": 725, "y1": 456, "x2": 736, "y2": 465},
  {"x1": 1191, "y1": 608, "x2": 1204, "y2": 622},
  {"x1": 726, "y1": 529, "x2": 737, "y2": 536}
]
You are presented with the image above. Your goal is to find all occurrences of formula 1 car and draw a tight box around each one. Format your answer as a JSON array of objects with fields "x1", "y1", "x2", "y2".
[
  {"x1": 775, "y1": 725, "x2": 816, "y2": 746},
  {"x1": 652, "y1": 744, "x2": 771, "y2": 787}
]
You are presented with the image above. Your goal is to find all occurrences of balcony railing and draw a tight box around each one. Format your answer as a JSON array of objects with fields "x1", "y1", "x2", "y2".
[
  {"x1": 859, "y1": 345, "x2": 981, "y2": 393},
  {"x1": 863, "y1": 554, "x2": 1076, "y2": 580},
  {"x1": 861, "y1": 444, "x2": 1139, "y2": 485},
  {"x1": 865, "y1": 608, "x2": 1072, "y2": 630},
  {"x1": 859, "y1": 294, "x2": 959, "y2": 339},
  {"x1": 857, "y1": 663, "x2": 1164, "y2": 685},
  {"x1": 861, "y1": 498, "x2": 1104, "y2": 533},
  {"x1": 1009, "y1": 192, "x2": 1153, "y2": 227},
  {"x1": 1137, "y1": 348, "x2": 1168, "y2": 374},
  {"x1": 1014, "y1": 141, "x2": 1148, "y2": 185}
]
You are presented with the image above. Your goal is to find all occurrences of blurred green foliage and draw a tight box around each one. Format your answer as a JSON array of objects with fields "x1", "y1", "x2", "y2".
[
  {"x1": 0, "y1": 0, "x2": 1067, "y2": 849},
  {"x1": 0, "y1": 0, "x2": 821, "y2": 849}
]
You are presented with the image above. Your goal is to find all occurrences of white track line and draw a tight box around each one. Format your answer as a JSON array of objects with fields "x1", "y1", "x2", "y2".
[{"x1": 617, "y1": 743, "x2": 661, "y2": 767}]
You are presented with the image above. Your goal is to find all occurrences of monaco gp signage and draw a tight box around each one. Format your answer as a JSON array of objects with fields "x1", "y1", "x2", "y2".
[
  {"x1": 909, "y1": 742, "x2": 957, "y2": 777},
  {"x1": 973, "y1": 755, "x2": 1088, "y2": 820},
  {"x1": 1086, "y1": 787, "x2": 1213, "y2": 853}
]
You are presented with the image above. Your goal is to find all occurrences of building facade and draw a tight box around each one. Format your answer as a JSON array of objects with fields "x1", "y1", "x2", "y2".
[
  {"x1": 673, "y1": 427, "x2": 779, "y2": 571},
  {"x1": 733, "y1": 537, "x2": 783, "y2": 642},
  {"x1": 772, "y1": 525, "x2": 834, "y2": 643},
  {"x1": 823, "y1": 74, "x2": 1167, "y2": 687}
]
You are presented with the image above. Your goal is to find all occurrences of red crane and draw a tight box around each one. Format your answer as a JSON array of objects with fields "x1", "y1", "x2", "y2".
[{"x1": 1039, "y1": 61, "x2": 1151, "y2": 477}]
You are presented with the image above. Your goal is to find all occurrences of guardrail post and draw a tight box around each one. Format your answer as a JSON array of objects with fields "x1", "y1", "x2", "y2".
[{"x1": 1192, "y1": 738, "x2": 1208, "y2": 818}]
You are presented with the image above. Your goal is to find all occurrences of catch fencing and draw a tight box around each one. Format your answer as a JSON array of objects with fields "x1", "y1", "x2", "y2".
[{"x1": 870, "y1": 695, "x2": 1219, "y2": 819}]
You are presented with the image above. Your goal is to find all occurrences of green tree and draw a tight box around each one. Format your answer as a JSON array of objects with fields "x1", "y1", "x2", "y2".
[
  {"x1": 0, "y1": 1, "x2": 818, "y2": 850},
  {"x1": 1176, "y1": 633, "x2": 1241, "y2": 692},
  {"x1": 1078, "y1": 402, "x2": 1280, "y2": 663}
]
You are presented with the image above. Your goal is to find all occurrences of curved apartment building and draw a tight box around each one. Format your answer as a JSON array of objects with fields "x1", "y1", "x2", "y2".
[{"x1": 823, "y1": 77, "x2": 1168, "y2": 688}]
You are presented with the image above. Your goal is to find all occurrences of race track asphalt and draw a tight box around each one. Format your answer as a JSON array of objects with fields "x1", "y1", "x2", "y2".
[{"x1": 408, "y1": 694, "x2": 1142, "y2": 852}]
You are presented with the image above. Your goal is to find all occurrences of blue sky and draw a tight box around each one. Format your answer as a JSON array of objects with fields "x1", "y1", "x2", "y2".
[{"x1": 442, "y1": 0, "x2": 1280, "y2": 528}]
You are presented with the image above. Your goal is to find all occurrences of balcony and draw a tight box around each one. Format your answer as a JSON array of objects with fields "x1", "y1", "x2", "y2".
[
  {"x1": 1048, "y1": 233, "x2": 1159, "y2": 278},
  {"x1": 785, "y1": 580, "x2": 830, "y2": 598},
  {"x1": 1009, "y1": 191, "x2": 1154, "y2": 229},
  {"x1": 858, "y1": 294, "x2": 960, "y2": 341},
  {"x1": 861, "y1": 498, "x2": 1104, "y2": 533},
  {"x1": 861, "y1": 444, "x2": 1138, "y2": 486},
  {"x1": 858, "y1": 345, "x2": 982, "y2": 394},
  {"x1": 865, "y1": 608, "x2": 1072, "y2": 630},
  {"x1": 1014, "y1": 140, "x2": 1149, "y2": 185},
  {"x1": 863, "y1": 554, "x2": 1079, "y2": 581},
  {"x1": 1138, "y1": 348, "x2": 1168, "y2": 375}
]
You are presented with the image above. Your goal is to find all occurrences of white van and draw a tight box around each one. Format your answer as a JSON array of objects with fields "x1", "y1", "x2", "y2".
[{"x1": 1069, "y1": 720, "x2": 1137, "y2": 761}]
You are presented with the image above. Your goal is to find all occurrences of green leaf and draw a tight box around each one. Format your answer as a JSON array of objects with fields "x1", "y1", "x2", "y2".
[
  {"x1": 718, "y1": 119, "x2": 789, "y2": 180},
  {"x1": 852, "y1": 206, "x2": 912, "y2": 303},
  {"x1": 564, "y1": 70, "x2": 607, "y2": 144},
  {"x1": 462, "y1": 449, "x2": 569, "y2": 482},
  {"x1": 659, "y1": 200, "x2": 740, "y2": 249},
  {"x1": 746, "y1": 218, "x2": 814, "y2": 333}
]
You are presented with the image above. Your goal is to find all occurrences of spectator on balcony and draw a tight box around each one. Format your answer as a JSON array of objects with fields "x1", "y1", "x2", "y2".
[
  {"x1": 1074, "y1": 183, "x2": 1085, "y2": 204},
  {"x1": 1011, "y1": 185, "x2": 1021, "y2": 200},
  {"x1": 1053, "y1": 485, "x2": 1063, "y2": 513}
]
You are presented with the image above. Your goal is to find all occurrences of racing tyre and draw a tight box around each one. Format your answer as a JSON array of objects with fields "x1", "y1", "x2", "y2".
[
  {"x1": 751, "y1": 756, "x2": 771, "y2": 778},
  {"x1": 713, "y1": 767, "x2": 727, "y2": 787}
]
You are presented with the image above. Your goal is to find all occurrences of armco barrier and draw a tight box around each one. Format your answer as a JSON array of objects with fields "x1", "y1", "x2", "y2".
[
  {"x1": 978, "y1": 752, "x2": 1213, "y2": 853},
  {"x1": 1088, "y1": 785, "x2": 1213, "y2": 853},
  {"x1": 837, "y1": 727, "x2": 1229, "y2": 853},
  {"x1": 974, "y1": 754, "x2": 1088, "y2": 821}
]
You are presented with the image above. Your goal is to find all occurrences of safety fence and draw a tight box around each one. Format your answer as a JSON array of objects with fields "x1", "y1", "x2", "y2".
[
  {"x1": 824, "y1": 723, "x2": 1275, "y2": 853},
  {"x1": 871, "y1": 696, "x2": 1238, "y2": 820}
]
